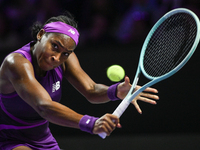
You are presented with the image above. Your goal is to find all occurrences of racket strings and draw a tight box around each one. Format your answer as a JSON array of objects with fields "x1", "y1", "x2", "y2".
[{"x1": 143, "y1": 13, "x2": 197, "y2": 77}]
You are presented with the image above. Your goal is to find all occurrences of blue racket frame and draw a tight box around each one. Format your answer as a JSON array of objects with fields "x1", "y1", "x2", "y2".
[{"x1": 99, "y1": 8, "x2": 200, "y2": 139}]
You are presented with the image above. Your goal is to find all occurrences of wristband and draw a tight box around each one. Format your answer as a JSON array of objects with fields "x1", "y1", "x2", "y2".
[
  {"x1": 107, "y1": 82, "x2": 120, "y2": 101},
  {"x1": 79, "y1": 115, "x2": 98, "y2": 134}
]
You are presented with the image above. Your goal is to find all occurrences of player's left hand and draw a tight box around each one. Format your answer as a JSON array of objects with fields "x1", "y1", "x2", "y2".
[{"x1": 117, "y1": 76, "x2": 159, "y2": 114}]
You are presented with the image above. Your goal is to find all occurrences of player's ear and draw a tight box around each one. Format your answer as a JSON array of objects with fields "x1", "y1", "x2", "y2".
[{"x1": 37, "y1": 29, "x2": 45, "y2": 41}]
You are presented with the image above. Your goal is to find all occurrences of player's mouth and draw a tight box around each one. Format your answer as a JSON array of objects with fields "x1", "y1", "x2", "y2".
[{"x1": 45, "y1": 61, "x2": 54, "y2": 69}]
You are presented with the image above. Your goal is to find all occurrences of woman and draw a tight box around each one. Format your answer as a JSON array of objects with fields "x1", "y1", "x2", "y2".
[{"x1": 0, "y1": 12, "x2": 159, "y2": 150}]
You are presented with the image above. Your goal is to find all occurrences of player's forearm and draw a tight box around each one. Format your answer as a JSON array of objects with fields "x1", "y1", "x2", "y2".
[
  {"x1": 85, "y1": 83, "x2": 111, "y2": 104},
  {"x1": 37, "y1": 100, "x2": 83, "y2": 128}
]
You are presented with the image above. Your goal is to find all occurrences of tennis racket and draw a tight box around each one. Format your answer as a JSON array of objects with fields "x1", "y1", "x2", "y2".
[{"x1": 99, "y1": 8, "x2": 200, "y2": 139}]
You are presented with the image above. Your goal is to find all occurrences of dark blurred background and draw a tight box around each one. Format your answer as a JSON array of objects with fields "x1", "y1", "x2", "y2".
[{"x1": 1, "y1": 0, "x2": 200, "y2": 149}]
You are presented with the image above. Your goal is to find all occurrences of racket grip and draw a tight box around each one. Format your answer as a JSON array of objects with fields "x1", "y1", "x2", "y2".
[
  {"x1": 113, "y1": 99, "x2": 131, "y2": 117},
  {"x1": 98, "y1": 99, "x2": 131, "y2": 139}
]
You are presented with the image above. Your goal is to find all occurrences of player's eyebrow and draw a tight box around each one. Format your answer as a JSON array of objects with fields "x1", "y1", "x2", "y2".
[{"x1": 55, "y1": 40, "x2": 74, "y2": 53}]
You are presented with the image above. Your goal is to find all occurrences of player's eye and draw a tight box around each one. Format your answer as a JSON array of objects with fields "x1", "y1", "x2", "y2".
[
  {"x1": 52, "y1": 43, "x2": 58, "y2": 49},
  {"x1": 63, "y1": 52, "x2": 69, "y2": 57}
]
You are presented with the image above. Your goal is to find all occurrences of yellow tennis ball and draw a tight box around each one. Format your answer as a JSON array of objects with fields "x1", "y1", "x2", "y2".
[{"x1": 107, "y1": 65, "x2": 125, "y2": 82}]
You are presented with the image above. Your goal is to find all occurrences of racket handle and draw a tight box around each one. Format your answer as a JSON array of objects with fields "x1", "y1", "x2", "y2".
[
  {"x1": 98, "y1": 99, "x2": 131, "y2": 139},
  {"x1": 113, "y1": 99, "x2": 131, "y2": 117},
  {"x1": 98, "y1": 132, "x2": 107, "y2": 139}
]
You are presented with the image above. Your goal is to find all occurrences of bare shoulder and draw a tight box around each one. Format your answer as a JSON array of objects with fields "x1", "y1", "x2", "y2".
[
  {"x1": 65, "y1": 52, "x2": 80, "y2": 67},
  {"x1": 63, "y1": 52, "x2": 81, "y2": 74},
  {"x1": 0, "y1": 53, "x2": 34, "y2": 94},
  {"x1": 1, "y1": 53, "x2": 33, "y2": 76}
]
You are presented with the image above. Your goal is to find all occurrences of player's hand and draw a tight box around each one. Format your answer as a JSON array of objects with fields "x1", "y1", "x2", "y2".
[
  {"x1": 116, "y1": 76, "x2": 132, "y2": 99},
  {"x1": 117, "y1": 76, "x2": 159, "y2": 114},
  {"x1": 92, "y1": 114, "x2": 121, "y2": 136},
  {"x1": 132, "y1": 85, "x2": 159, "y2": 114}
]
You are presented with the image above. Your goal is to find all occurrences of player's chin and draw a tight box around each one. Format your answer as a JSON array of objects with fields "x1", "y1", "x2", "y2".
[
  {"x1": 39, "y1": 64, "x2": 54, "y2": 71},
  {"x1": 45, "y1": 62, "x2": 58, "y2": 70}
]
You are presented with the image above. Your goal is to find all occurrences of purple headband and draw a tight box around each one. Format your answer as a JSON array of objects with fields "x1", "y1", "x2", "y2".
[{"x1": 43, "y1": 21, "x2": 79, "y2": 45}]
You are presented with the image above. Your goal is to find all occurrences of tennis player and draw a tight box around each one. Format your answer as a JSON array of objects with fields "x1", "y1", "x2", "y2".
[{"x1": 0, "y1": 12, "x2": 159, "y2": 150}]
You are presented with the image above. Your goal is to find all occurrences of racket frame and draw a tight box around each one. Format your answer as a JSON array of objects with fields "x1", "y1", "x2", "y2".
[{"x1": 99, "y1": 8, "x2": 200, "y2": 139}]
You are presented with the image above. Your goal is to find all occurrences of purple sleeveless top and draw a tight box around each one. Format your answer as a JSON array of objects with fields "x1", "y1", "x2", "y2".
[{"x1": 0, "y1": 42, "x2": 63, "y2": 149}]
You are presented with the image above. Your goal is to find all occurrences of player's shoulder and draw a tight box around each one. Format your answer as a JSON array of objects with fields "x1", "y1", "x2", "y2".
[
  {"x1": 2, "y1": 52, "x2": 33, "y2": 73},
  {"x1": 5, "y1": 52, "x2": 30, "y2": 65}
]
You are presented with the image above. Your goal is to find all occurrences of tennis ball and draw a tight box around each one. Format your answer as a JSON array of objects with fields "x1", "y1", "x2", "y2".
[{"x1": 107, "y1": 65, "x2": 125, "y2": 82}]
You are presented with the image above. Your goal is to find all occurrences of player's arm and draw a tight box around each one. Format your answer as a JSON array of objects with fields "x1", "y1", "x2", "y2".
[
  {"x1": 0, "y1": 53, "x2": 120, "y2": 136},
  {"x1": 2, "y1": 53, "x2": 84, "y2": 128},
  {"x1": 63, "y1": 52, "x2": 111, "y2": 104},
  {"x1": 63, "y1": 53, "x2": 159, "y2": 105}
]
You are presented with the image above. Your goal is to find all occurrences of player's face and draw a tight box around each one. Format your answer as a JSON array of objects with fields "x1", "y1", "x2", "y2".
[{"x1": 33, "y1": 31, "x2": 76, "y2": 72}]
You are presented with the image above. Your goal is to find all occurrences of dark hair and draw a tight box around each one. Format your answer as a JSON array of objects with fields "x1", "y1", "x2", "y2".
[{"x1": 31, "y1": 11, "x2": 78, "y2": 41}]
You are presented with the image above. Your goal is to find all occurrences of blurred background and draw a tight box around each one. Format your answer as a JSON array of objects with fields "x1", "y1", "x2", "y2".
[{"x1": 0, "y1": 0, "x2": 200, "y2": 149}]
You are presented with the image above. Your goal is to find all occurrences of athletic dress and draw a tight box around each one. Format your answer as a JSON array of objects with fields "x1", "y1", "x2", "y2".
[{"x1": 0, "y1": 42, "x2": 63, "y2": 150}]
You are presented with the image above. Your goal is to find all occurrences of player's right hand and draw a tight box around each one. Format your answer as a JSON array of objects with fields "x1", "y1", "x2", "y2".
[{"x1": 92, "y1": 113, "x2": 121, "y2": 136}]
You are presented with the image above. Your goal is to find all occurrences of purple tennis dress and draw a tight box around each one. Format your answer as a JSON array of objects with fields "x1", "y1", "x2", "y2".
[{"x1": 0, "y1": 42, "x2": 63, "y2": 150}]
